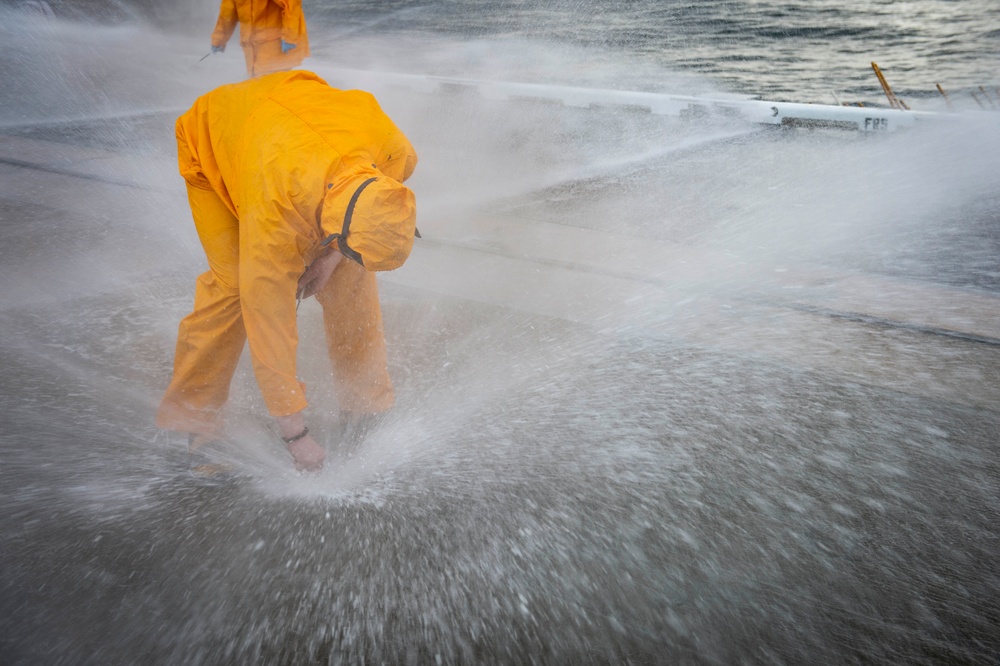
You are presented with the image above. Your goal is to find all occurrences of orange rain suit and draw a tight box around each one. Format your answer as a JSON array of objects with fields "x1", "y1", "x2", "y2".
[
  {"x1": 157, "y1": 70, "x2": 418, "y2": 436},
  {"x1": 211, "y1": 0, "x2": 310, "y2": 77}
]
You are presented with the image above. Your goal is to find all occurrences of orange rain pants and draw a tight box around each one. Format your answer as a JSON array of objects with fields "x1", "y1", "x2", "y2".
[
  {"x1": 211, "y1": 0, "x2": 310, "y2": 77},
  {"x1": 156, "y1": 71, "x2": 417, "y2": 436}
]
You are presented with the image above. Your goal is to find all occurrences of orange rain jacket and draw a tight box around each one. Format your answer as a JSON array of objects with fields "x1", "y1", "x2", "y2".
[
  {"x1": 163, "y1": 70, "x2": 417, "y2": 424},
  {"x1": 211, "y1": 0, "x2": 310, "y2": 77}
]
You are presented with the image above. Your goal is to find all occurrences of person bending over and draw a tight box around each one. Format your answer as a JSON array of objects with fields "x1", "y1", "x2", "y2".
[{"x1": 157, "y1": 70, "x2": 418, "y2": 473}]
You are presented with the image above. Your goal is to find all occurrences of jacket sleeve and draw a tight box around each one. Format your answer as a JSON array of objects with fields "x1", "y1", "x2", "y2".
[
  {"x1": 211, "y1": 0, "x2": 239, "y2": 47},
  {"x1": 238, "y1": 202, "x2": 311, "y2": 417},
  {"x1": 236, "y1": 126, "x2": 322, "y2": 417}
]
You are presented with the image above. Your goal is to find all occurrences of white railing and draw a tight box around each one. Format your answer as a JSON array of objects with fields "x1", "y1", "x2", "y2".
[{"x1": 313, "y1": 66, "x2": 941, "y2": 132}]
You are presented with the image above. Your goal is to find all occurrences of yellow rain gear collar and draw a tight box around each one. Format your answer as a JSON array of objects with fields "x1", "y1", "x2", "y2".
[{"x1": 320, "y1": 165, "x2": 417, "y2": 272}]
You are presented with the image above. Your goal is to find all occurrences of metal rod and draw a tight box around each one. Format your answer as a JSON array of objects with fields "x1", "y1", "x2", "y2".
[
  {"x1": 936, "y1": 83, "x2": 955, "y2": 112},
  {"x1": 871, "y1": 62, "x2": 908, "y2": 110}
]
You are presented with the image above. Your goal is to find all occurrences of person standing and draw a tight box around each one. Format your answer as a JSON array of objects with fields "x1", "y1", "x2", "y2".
[
  {"x1": 210, "y1": 0, "x2": 310, "y2": 78},
  {"x1": 157, "y1": 70, "x2": 418, "y2": 473}
]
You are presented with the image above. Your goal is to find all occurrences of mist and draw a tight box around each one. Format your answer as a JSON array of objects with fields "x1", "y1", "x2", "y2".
[{"x1": 2, "y1": 4, "x2": 999, "y2": 663}]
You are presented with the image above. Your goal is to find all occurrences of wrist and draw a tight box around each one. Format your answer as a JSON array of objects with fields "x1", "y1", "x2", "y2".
[
  {"x1": 276, "y1": 412, "x2": 305, "y2": 439},
  {"x1": 322, "y1": 246, "x2": 342, "y2": 263},
  {"x1": 282, "y1": 427, "x2": 309, "y2": 444}
]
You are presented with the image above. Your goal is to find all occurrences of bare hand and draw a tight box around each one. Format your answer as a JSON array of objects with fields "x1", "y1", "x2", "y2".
[
  {"x1": 297, "y1": 249, "x2": 342, "y2": 301},
  {"x1": 287, "y1": 433, "x2": 325, "y2": 472}
]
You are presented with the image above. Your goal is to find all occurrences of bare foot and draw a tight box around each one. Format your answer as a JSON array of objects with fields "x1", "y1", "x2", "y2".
[{"x1": 286, "y1": 433, "x2": 325, "y2": 472}]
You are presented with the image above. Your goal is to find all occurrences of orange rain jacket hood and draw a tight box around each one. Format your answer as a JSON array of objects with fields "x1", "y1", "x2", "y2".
[
  {"x1": 320, "y1": 165, "x2": 418, "y2": 272},
  {"x1": 174, "y1": 70, "x2": 417, "y2": 416}
]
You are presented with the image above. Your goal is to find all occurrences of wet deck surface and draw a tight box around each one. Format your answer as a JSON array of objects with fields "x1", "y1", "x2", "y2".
[{"x1": 2, "y1": 84, "x2": 1000, "y2": 665}]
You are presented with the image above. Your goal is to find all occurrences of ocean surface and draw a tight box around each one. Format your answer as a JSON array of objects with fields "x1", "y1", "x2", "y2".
[
  {"x1": 12, "y1": 0, "x2": 999, "y2": 102},
  {"x1": 302, "y1": 0, "x2": 1000, "y2": 102}
]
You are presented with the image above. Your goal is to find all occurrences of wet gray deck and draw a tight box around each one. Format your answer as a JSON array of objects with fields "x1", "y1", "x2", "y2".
[{"x1": 2, "y1": 90, "x2": 999, "y2": 664}]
